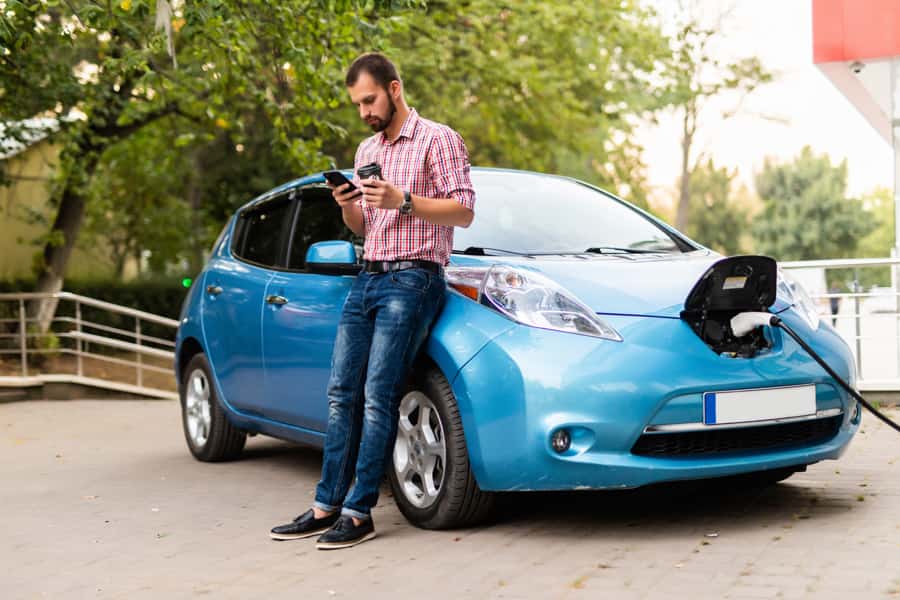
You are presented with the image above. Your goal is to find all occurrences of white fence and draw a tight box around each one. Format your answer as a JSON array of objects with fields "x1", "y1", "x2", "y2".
[
  {"x1": 0, "y1": 292, "x2": 178, "y2": 399},
  {"x1": 781, "y1": 257, "x2": 900, "y2": 390}
]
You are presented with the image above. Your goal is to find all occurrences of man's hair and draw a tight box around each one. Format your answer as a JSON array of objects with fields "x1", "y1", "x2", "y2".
[{"x1": 345, "y1": 53, "x2": 401, "y2": 89}]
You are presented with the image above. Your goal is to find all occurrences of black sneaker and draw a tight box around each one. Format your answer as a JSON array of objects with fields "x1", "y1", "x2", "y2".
[
  {"x1": 270, "y1": 509, "x2": 339, "y2": 541},
  {"x1": 316, "y1": 515, "x2": 376, "y2": 550}
]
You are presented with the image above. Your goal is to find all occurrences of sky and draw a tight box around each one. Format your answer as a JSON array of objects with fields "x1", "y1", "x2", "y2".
[{"x1": 637, "y1": 0, "x2": 893, "y2": 207}]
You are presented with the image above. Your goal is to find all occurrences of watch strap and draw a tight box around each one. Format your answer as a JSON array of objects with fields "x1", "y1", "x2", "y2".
[{"x1": 401, "y1": 190, "x2": 412, "y2": 214}]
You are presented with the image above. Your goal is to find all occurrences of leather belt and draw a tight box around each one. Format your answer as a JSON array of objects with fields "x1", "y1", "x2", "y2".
[{"x1": 363, "y1": 260, "x2": 444, "y2": 276}]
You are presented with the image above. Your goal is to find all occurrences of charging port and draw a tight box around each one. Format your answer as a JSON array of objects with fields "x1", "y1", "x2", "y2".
[{"x1": 681, "y1": 256, "x2": 778, "y2": 358}]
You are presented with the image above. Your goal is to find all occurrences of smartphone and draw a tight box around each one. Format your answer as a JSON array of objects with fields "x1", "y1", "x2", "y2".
[{"x1": 323, "y1": 170, "x2": 359, "y2": 194}]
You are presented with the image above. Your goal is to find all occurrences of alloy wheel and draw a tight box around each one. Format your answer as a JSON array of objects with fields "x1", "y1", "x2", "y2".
[
  {"x1": 393, "y1": 391, "x2": 447, "y2": 508},
  {"x1": 185, "y1": 369, "x2": 212, "y2": 448}
]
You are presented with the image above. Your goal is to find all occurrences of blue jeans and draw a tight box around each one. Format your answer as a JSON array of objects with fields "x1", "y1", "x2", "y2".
[{"x1": 314, "y1": 268, "x2": 446, "y2": 519}]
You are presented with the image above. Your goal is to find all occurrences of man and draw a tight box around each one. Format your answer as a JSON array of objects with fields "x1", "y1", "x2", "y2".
[{"x1": 270, "y1": 53, "x2": 476, "y2": 550}]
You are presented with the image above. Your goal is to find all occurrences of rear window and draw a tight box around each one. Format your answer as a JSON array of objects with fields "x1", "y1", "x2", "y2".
[
  {"x1": 287, "y1": 187, "x2": 357, "y2": 270},
  {"x1": 233, "y1": 196, "x2": 292, "y2": 267}
]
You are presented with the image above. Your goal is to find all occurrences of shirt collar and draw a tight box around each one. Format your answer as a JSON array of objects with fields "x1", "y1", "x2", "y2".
[{"x1": 381, "y1": 108, "x2": 419, "y2": 145}]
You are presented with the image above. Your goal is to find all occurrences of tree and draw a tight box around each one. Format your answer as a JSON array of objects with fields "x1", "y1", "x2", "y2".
[
  {"x1": 660, "y1": 2, "x2": 772, "y2": 231},
  {"x1": 751, "y1": 147, "x2": 874, "y2": 261},
  {"x1": 322, "y1": 0, "x2": 673, "y2": 207},
  {"x1": 853, "y1": 186, "x2": 895, "y2": 289},
  {"x1": 857, "y1": 187, "x2": 894, "y2": 258},
  {"x1": 81, "y1": 122, "x2": 192, "y2": 278},
  {"x1": 684, "y1": 158, "x2": 750, "y2": 255},
  {"x1": 1, "y1": 0, "x2": 408, "y2": 329}
]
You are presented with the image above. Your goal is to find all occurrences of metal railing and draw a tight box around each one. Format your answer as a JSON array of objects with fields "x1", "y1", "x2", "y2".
[
  {"x1": 781, "y1": 257, "x2": 900, "y2": 389},
  {"x1": 0, "y1": 292, "x2": 178, "y2": 399}
]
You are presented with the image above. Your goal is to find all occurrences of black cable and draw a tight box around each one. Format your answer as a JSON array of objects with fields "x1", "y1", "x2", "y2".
[{"x1": 771, "y1": 315, "x2": 900, "y2": 433}]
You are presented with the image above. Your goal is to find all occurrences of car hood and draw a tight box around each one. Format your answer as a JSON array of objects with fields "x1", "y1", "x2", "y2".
[{"x1": 450, "y1": 251, "x2": 787, "y2": 318}]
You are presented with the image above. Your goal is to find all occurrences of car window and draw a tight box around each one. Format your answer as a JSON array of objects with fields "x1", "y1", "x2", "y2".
[
  {"x1": 233, "y1": 196, "x2": 292, "y2": 267},
  {"x1": 287, "y1": 187, "x2": 358, "y2": 270},
  {"x1": 454, "y1": 171, "x2": 690, "y2": 254}
]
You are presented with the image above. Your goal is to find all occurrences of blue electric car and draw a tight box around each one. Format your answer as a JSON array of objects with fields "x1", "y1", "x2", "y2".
[{"x1": 175, "y1": 168, "x2": 860, "y2": 529}]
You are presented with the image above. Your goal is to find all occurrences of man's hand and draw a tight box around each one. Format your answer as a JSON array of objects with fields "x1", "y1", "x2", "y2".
[
  {"x1": 360, "y1": 178, "x2": 403, "y2": 210},
  {"x1": 327, "y1": 182, "x2": 365, "y2": 237},
  {"x1": 329, "y1": 182, "x2": 362, "y2": 209}
]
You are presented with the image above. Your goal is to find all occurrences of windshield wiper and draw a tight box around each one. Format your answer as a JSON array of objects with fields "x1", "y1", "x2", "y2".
[
  {"x1": 584, "y1": 246, "x2": 668, "y2": 255},
  {"x1": 457, "y1": 246, "x2": 534, "y2": 257}
]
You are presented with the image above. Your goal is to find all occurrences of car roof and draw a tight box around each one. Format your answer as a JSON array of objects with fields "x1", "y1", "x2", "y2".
[{"x1": 238, "y1": 167, "x2": 575, "y2": 212}]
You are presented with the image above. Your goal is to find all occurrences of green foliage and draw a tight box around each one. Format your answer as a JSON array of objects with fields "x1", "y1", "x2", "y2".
[
  {"x1": 82, "y1": 123, "x2": 192, "y2": 277},
  {"x1": 1, "y1": 0, "x2": 411, "y2": 281},
  {"x1": 684, "y1": 159, "x2": 750, "y2": 255},
  {"x1": 857, "y1": 187, "x2": 894, "y2": 258},
  {"x1": 751, "y1": 147, "x2": 874, "y2": 261},
  {"x1": 328, "y1": 0, "x2": 673, "y2": 207},
  {"x1": 3, "y1": 0, "x2": 679, "y2": 280},
  {"x1": 839, "y1": 186, "x2": 895, "y2": 289}
]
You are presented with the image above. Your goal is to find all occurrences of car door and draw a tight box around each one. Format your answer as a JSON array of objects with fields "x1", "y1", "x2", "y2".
[
  {"x1": 261, "y1": 184, "x2": 359, "y2": 431},
  {"x1": 201, "y1": 193, "x2": 294, "y2": 416}
]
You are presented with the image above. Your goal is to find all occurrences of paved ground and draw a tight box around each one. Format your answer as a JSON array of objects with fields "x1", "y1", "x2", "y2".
[{"x1": 3, "y1": 400, "x2": 898, "y2": 600}]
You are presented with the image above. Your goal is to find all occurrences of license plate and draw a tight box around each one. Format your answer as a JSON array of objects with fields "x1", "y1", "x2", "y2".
[{"x1": 703, "y1": 385, "x2": 816, "y2": 426}]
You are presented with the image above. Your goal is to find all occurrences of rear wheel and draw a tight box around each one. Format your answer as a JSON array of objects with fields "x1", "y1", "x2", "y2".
[
  {"x1": 388, "y1": 367, "x2": 495, "y2": 529},
  {"x1": 180, "y1": 353, "x2": 246, "y2": 462}
]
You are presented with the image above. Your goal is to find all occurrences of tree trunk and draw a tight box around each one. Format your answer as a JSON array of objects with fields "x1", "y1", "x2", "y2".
[
  {"x1": 186, "y1": 149, "x2": 205, "y2": 275},
  {"x1": 29, "y1": 150, "x2": 99, "y2": 332},
  {"x1": 30, "y1": 190, "x2": 88, "y2": 330},
  {"x1": 675, "y1": 106, "x2": 695, "y2": 232}
]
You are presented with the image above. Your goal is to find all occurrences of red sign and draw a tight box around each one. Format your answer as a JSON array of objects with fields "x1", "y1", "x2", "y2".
[{"x1": 813, "y1": 0, "x2": 900, "y2": 63}]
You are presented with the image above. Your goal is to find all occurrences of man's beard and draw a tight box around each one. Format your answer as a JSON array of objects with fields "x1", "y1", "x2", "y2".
[{"x1": 368, "y1": 97, "x2": 397, "y2": 132}]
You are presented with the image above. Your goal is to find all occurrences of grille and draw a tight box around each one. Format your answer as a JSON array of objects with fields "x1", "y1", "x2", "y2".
[{"x1": 631, "y1": 415, "x2": 842, "y2": 457}]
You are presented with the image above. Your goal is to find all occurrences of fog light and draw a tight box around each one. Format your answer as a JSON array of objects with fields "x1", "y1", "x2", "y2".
[{"x1": 551, "y1": 429, "x2": 571, "y2": 454}]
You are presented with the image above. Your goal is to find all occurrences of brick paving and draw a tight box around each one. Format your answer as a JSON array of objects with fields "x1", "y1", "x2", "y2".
[{"x1": 2, "y1": 400, "x2": 898, "y2": 599}]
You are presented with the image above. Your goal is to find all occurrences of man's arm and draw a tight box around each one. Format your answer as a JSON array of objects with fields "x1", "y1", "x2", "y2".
[
  {"x1": 408, "y1": 194, "x2": 474, "y2": 227},
  {"x1": 341, "y1": 203, "x2": 366, "y2": 237},
  {"x1": 331, "y1": 183, "x2": 366, "y2": 237},
  {"x1": 359, "y1": 184, "x2": 473, "y2": 227},
  {"x1": 425, "y1": 128, "x2": 476, "y2": 226}
]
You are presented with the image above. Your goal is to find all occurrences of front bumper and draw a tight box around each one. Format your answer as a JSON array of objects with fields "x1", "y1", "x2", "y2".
[{"x1": 451, "y1": 311, "x2": 860, "y2": 491}]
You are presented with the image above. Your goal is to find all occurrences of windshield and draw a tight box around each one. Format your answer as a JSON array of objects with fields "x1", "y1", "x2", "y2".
[{"x1": 454, "y1": 171, "x2": 688, "y2": 254}]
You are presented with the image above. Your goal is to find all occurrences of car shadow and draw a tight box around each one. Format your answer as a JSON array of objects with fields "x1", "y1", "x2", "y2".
[
  {"x1": 236, "y1": 437, "x2": 324, "y2": 476},
  {"x1": 490, "y1": 475, "x2": 853, "y2": 535},
  {"x1": 234, "y1": 439, "x2": 854, "y2": 533}
]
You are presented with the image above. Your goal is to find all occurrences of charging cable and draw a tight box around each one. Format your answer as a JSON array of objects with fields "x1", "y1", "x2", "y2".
[{"x1": 730, "y1": 312, "x2": 900, "y2": 433}]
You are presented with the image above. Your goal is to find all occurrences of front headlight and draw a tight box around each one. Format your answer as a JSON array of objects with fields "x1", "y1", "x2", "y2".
[
  {"x1": 446, "y1": 265, "x2": 623, "y2": 341},
  {"x1": 777, "y1": 268, "x2": 820, "y2": 331}
]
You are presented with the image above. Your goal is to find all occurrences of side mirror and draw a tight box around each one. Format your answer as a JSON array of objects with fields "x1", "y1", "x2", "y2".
[{"x1": 306, "y1": 240, "x2": 360, "y2": 274}]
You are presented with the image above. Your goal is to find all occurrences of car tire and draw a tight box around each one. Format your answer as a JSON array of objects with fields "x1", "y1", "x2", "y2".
[
  {"x1": 180, "y1": 353, "x2": 246, "y2": 462},
  {"x1": 388, "y1": 366, "x2": 495, "y2": 529}
]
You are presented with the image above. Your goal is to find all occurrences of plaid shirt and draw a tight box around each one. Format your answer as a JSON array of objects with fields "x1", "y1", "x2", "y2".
[{"x1": 353, "y1": 109, "x2": 476, "y2": 266}]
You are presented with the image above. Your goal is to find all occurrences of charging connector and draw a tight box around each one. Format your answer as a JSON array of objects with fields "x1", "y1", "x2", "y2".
[
  {"x1": 730, "y1": 312, "x2": 778, "y2": 337},
  {"x1": 729, "y1": 312, "x2": 900, "y2": 433}
]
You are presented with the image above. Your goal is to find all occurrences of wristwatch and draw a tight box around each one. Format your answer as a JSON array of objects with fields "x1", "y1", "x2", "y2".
[{"x1": 399, "y1": 190, "x2": 413, "y2": 215}]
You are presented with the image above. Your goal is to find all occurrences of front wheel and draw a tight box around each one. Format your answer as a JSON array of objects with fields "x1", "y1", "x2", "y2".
[
  {"x1": 388, "y1": 367, "x2": 495, "y2": 529},
  {"x1": 180, "y1": 353, "x2": 246, "y2": 462}
]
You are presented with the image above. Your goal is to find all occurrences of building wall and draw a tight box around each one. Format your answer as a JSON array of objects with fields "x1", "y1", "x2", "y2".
[{"x1": 0, "y1": 141, "x2": 118, "y2": 281}]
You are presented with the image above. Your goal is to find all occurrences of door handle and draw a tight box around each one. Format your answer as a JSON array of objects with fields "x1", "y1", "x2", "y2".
[
  {"x1": 206, "y1": 285, "x2": 223, "y2": 296},
  {"x1": 266, "y1": 295, "x2": 288, "y2": 306}
]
